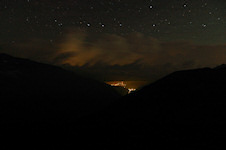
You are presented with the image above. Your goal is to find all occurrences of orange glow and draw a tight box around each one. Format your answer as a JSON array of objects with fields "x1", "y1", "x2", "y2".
[
  {"x1": 110, "y1": 81, "x2": 126, "y2": 88},
  {"x1": 106, "y1": 81, "x2": 148, "y2": 89},
  {"x1": 128, "y1": 88, "x2": 136, "y2": 94},
  {"x1": 106, "y1": 81, "x2": 138, "y2": 94}
]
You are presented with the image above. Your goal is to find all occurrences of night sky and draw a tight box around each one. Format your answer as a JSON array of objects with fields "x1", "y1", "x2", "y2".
[{"x1": 1, "y1": 0, "x2": 226, "y2": 88}]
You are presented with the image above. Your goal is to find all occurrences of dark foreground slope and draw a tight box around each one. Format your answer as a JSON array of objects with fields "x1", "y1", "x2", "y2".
[
  {"x1": 0, "y1": 53, "x2": 121, "y2": 148},
  {"x1": 76, "y1": 66, "x2": 226, "y2": 149},
  {"x1": 2, "y1": 53, "x2": 226, "y2": 149}
]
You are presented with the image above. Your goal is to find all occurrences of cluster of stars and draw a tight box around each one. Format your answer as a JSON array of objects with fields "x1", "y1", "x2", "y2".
[{"x1": 0, "y1": 0, "x2": 225, "y2": 44}]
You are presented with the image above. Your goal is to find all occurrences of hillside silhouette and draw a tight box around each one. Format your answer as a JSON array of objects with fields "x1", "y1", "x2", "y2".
[
  {"x1": 76, "y1": 66, "x2": 226, "y2": 149},
  {"x1": 0, "y1": 53, "x2": 121, "y2": 149},
  {"x1": 2, "y1": 53, "x2": 226, "y2": 149}
]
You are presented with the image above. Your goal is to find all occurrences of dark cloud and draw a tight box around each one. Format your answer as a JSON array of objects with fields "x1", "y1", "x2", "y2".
[{"x1": 1, "y1": 29, "x2": 226, "y2": 85}]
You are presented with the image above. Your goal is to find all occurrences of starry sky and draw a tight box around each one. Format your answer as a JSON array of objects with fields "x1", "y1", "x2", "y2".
[{"x1": 1, "y1": 0, "x2": 226, "y2": 87}]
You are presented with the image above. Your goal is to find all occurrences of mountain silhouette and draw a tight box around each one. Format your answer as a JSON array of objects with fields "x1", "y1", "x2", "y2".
[
  {"x1": 0, "y1": 53, "x2": 121, "y2": 149},
  {"x1": 75, "y1": 66, "x2": 226, "y2": 149},
  {"x1": 2, "y1": 53, "x2": 226, "y2": 149}
]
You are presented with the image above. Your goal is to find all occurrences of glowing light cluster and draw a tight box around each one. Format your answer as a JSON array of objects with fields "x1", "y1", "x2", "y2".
[
  {"x1": 128, "y1": 88, "x2": 136, "y2": 94},
  {"x1": 110, "y1": 81, "x2": 126, "y2": 88},
  {"x1": 109, "y1": 81, "x2": 136, "y2": 94}
]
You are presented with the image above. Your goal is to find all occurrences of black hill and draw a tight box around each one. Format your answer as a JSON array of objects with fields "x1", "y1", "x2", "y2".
[
  {"x1": 0, "y1": 53, "x2": 120, "y2": 116},
  {"x1": 77, "y1": 66, "x2": 226, "y2": 149},
  {"x1": 2, "y1": 54, "x2": 226, "y2": 149},
  {"x1": 0, "y1": 53, "x2": 121, "y2": 149}
]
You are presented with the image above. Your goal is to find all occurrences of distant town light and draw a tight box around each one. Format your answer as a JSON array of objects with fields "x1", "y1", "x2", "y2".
[
  {"x1": 128, "y1": 88, "x2": 136, "y2": 94},
  {"x1": 110, "y1": 81, "x2": 126, "y2": 88},
  {"x1": 109, "y1": 81, "x2": 136, "y2": 94}
]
